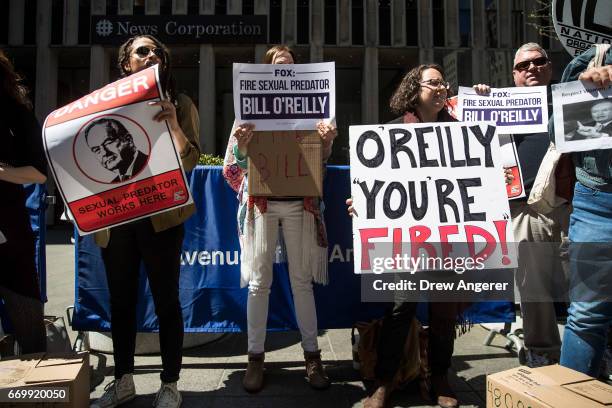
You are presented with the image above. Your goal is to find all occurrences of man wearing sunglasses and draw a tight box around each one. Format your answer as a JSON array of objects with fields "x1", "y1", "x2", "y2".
[
  {"x1": 510, "y1": 43, "x2": 571, "y2": 369},
  {"x1": 475, "y1": 43, "x2": 571, "y2": 368}
]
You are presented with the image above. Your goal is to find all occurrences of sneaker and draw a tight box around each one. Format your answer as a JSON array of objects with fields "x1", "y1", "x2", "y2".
[
  {"x1": 90, "y1": 373, "x2": 136, "y2": 408},
  {"x1": 525, "y1": 349, "x2": 553, "y2": 368},
  {"x1": 242, "y1": 352, "x2": 265, "y2": 393},
  {"x1": 153, "y1": 382, "x2": 182, "y2": 408},
  {"x1": 304, "y1": 350, "x2": 330, "y2": 390}
]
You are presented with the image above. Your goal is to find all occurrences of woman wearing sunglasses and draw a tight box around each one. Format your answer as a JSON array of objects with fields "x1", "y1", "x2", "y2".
[
  {"x1": 348, "y1": 64, "x2": 465, "y2": 408},
  {"x1": 91, "y1": 35, "x2": 200, "y2": 408},
  {"x1": 223, "y1": 45, "x2": 337, "y2": 393}
]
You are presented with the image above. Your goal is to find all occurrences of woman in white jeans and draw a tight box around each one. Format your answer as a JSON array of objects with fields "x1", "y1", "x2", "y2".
[{"x1": 222, "y1": 45, "x2": 337, "y2": 393}]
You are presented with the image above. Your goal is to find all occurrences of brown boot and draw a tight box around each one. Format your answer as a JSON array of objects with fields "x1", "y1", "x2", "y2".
[
  {"x1": 431, "y1": 374, "x2": 459, "y2": 408},
  {"x1": 304, "y1": 350, "x2": 330, "y2": 389},
  {"x1": 363, "y1": 381, "x2": 394, "y2": 408},
  {"x1": 242, "y1": 352, "x2": 265, "y2": 393}
]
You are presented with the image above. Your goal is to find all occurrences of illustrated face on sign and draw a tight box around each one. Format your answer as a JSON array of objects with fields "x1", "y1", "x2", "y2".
[
  {"x1": 591, "y1": 101, "x2": 612, "y2": 124},
  {"x1": 512, "y1": 49, "x2": 552, "y2": 87},
  {"x1": 272, "y1": 50, "x2": 294, "y2": 65},
  {"x1": 125, "y1": 37, "x2": 165, "y2": 74},
  {"x1": 85, "y1": 119, "x2": 136, "y2": 174},
  {"x1": 418, "y1": 68, "x2": 448, "y2": 114}
]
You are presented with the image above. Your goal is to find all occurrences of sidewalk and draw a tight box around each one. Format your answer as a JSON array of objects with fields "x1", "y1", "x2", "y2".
[{"x1": 45, "y1": 227, "x2": 520, "y2": 407}]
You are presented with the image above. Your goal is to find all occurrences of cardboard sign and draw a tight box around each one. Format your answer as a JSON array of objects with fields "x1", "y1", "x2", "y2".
[
  {"x1": 552, "y1": 0, "x2": 612, "y2": 57},
  {"x1": 247, "y1": 131, "x2": 322, "y2": 197},
  {"x1": 349, "y1": 122, "x2": 516, "y2": 274},
  {"x1": 233, "y1": 62, "x2": 336, "y2": 131},
  {"x1": 552, "y1": 79, "x2": 612, "y2": 153},
  {"x1": 43, "y1": 65, "x2": 193, "y2": 235},
  {"x1": 457, "y1": 86, "x2": 549, "y2": 134}
]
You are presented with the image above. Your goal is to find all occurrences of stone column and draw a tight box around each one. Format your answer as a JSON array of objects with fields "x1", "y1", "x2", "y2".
[
  {"x1": 90, "y1": 0, "x2": 110, "y2": 91},
  {"x1": 199, "y1": 0, "x2": 216, "y2": 153},
  {"x1": 146, "y1": 0, "x2": 161, "y2": 14},
  {"x1": 254, "y1": 0, "x2": 269, "y2": 62},
  {"x1": 362, "y1": 47, "x2": 378, "y2": 124},
  {"x1": 282, "y1": 0, "x2": 296, "y2": 45},
  {"x1": 310, "y1": 0, "x2": 324, "y2": 62},
  {"x1": 444, "y1": 0, "x2": 460, "y2": 47},
  {"x1": 64, "y1": 0, "x2": 80, "y2": 45},
  {"x1": 418, "y1": 0, "x2": 434, "y2": 63},
  {"x1": 338, "y1": 0, "x2": 350, "y2": 46},
  {"x1": 471, "y1": 0, "x2": 487, "y2": 84},
  {"x1": 8, "y1": 0, "x2": 25, "y2": 45},
  {"x1": 391, "y1": 0, "x2": 405, "y2": 47},
  {"x1": 172, "y1": 0, "x2": 187, "y2": 14},
  {"x1": 228, "y1": 0, "x2": 242, "y2": 14},
  {"x1": 118, "y1": 0, "x2": 134, "y2": 15}
]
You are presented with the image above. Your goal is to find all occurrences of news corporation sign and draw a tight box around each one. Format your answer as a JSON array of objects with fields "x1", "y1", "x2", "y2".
[
  {"x1": 552, "y1": 0, "x2": 611, "y2": 57},
  {"x1": 91, "y1": 15, "x2": 267, "y2": 44}
]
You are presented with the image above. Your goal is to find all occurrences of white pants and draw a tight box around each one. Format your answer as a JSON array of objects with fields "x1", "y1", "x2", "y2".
[{"x1": 247, "y1": 201, "x2": 319, "y2": 354}]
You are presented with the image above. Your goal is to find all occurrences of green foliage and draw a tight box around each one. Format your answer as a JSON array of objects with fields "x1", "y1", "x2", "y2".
[{"x1": 198, "y1": 154, "x2": 224, "y2": 166}]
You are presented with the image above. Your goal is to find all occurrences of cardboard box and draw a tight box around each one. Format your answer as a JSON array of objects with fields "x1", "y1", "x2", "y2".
[
  {"x1": 0, "y1": 352, "x2": 89, "y2": 407},
  {"x1": 247, "y1": 130, "x2": 323, "y2": 197},
  {"x1": 487, "y1": 364, "x2": 612, "y2": 408}
]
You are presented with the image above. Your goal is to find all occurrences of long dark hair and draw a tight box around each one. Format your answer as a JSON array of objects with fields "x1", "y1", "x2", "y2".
[
  {"x1": 0, "y1": 49, "x2": 32, "y2": 109},
  {"x1": 389, "y1": 63, "x2": 446, "y2": 115},
  {"x1": 117, "y1": 35, "x2": 177, "y2": 104}
]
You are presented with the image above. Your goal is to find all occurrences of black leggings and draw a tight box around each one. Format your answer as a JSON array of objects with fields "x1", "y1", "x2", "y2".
[{"x1": 0, "y1": 286, "x2": 46, "y2": 354}]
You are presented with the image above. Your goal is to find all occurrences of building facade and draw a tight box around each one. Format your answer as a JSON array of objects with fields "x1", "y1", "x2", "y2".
[{"x1": 2, "y1": 0, "x2": 572, "y2": 221}]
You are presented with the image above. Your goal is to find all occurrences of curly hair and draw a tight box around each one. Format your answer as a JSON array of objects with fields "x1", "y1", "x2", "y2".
[
  {"x1": 389, "y1": 64, "x2": 446, "y2": 115},
  {"x1": 117, "y1": 35, "x2": 177, "y2": 104},
  {"x1": 0, "y1": 49, "x2": 32, "y2": 109},
  {"x1": 263, "y1": 45, "x2": 296, "y2": 64}
]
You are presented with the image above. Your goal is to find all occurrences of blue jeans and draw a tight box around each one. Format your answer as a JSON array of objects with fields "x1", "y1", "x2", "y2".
[{"x1": 560, "y1": 182, "x2": 612, "y2": 376}]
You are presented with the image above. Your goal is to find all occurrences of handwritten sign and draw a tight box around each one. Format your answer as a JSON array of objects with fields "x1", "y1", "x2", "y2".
[{"x1": 349, "y1": 122, "x2": 517, "y2": 274}]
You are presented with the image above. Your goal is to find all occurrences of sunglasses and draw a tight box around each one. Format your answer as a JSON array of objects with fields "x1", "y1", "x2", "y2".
[
  {"x1": 420, "y1": 79, "x2": 450, "y2": 89},
  {"x1": 513, "y1": 56, "x2": 548, "y2": 71},
  {"x1": 133, "y1": 46, "x2": 164, "y2": 59}
]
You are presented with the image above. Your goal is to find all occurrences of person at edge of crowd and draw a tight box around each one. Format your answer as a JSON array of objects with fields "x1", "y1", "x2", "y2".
[
  {"x1": 90, "y1": 34, "x2": 201, "y2": 408},
  {"x1": 472, "y1": 42, "x2": 571, "y2": 368},
  {"x1": 0, "y1": 49, "x2": 47, "y2": 355},
  {"x1": 222, "y1": 45, "x2": 337, "y2": 393},
  {"x1": 348, "y1": 64, "x2": 467, "y2": 408},
  {"x1": 555, "y1": 45, "x2": 612, "y2": 377}
]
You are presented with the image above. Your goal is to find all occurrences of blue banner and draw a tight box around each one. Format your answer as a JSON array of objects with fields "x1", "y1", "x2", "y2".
[{"x1": 73, "y1": 166, "x2": 514, "y2": 332}]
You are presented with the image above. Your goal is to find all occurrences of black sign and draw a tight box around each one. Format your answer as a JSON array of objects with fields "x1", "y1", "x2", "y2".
[{"x1": 91, "y1": 15, "x2": 267, "y2": 44}]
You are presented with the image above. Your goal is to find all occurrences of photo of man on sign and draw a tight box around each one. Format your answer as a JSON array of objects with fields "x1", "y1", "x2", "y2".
[
  {"x1": 563, "y1": 98, "x2": 612, "y2": 141},
  {"x1": 84, "y1": 117, "x2": 150, "y2": 183}
]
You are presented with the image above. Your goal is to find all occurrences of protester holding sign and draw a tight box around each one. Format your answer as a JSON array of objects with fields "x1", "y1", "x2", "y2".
[
  {"x1": 554, "y1": 45, "x2": 612, "y2": 377},
  {"x1": 0, "y1": 49, "x2": 47, "y2": 355},
  {"x1": 90, "y1": 35, "x2": 201, "y2": 408},
  {"x1": 351, "y1": 64, "x2": 465, "y2": 408},
  {"x1": 473, "y1": 43, "x2": 572, "y2": 368},
  {"x1": 222, "y1": 45, "x2": 336, "y2": 393}
]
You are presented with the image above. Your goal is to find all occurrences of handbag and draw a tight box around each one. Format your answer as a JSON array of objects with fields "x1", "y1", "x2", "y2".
[{"x1": 528, "y1": 43, "x2": 611, "y2": 213}]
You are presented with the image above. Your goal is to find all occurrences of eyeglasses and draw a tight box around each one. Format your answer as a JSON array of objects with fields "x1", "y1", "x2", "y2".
[
  {"x1": 513, "y1": 56, "x2": 548, "y2": 72},
  {"x1": 133, "y1": 46, "x2": 164, "y2": 59},
  {"x1": 420, "y1": 79, "x2": 450, "y2": 89}
]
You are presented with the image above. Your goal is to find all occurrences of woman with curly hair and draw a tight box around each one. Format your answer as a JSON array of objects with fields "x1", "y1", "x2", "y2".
[
  {"x1": 223, "y1": 45, "x2": 337, "y2": 393},
  {"x1": 349, "y1": 64, "x2": 464, "y2": 408},
  {"x1": 90, "y1": 35, "x2": 200, "y2": 408},
  {"x1": 0, "y1": 49, "x2": 47, "y2": 355}
]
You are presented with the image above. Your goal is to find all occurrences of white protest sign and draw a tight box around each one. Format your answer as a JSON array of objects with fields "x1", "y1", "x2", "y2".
[
  {"x1": 349, "y1": 122, "x2": 517, "y2": 275},
  {"x1": 457, "y1": 86, "x2": 549, "y2": 134},
  {"x1": 552, "y1": 0, "x2": 611, "y2": 57},
  {"x1": 43, "y1": 65, "x2": 193, "y2": 235},
  {"x1": 552, "y1": 79, "x2": 612, "y2": 153},
  {"x1": 232, "y1": 62, "x2": 336, "y2": 131}
]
